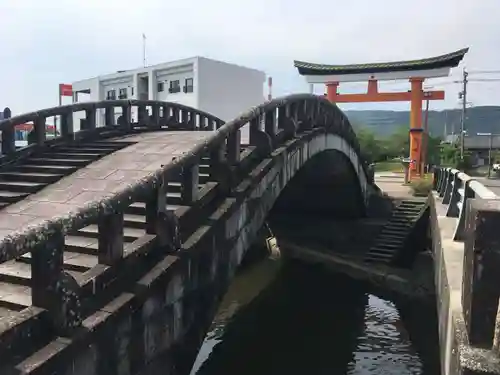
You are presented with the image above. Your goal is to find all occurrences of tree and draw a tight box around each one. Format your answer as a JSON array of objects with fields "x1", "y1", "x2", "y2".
[
  {"x1": 355, "y1": 124, "x2": 443, "y2": 167},
  {"x1": 355, "y1": 127, "x2": 382, "y2": 163},
  {"x1": 426, "y1": 135, "x2": 442, "y2": 165},
  {"x1": 439, "y1": 143, "x2": 459, "y2": 166},
  {"x1": 384, "y1": 126, "x2": 409, "y2": 158}
]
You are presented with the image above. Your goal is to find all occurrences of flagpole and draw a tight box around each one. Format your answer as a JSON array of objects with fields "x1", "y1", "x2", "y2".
[{"x1": 142, "y1": 33, "x2": 147, "y2": 67}]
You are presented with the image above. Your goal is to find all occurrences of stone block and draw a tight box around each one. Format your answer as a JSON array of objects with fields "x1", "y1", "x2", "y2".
[{"x1": 463, "y1": 199, "x2": 500, "y2": 348}]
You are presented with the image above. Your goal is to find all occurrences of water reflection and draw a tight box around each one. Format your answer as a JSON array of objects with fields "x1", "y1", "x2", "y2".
[
  {"x1": 350, "y1": 295, "x2": 422, "y2": 374},
  {"x1": 191, "y1": 258, "x2": 438, "y2": 375}
]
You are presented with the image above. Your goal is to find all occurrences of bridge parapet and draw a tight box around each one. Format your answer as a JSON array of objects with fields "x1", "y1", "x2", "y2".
[
  {"x1": 0, "y1": 99, "x2": 225, "y2": 156},
  {"x1": 434, "y1": 167, "x2": 497, "y2": 240},
  {"x1": 0, "y1": 94, "x2": 371, "y2": 373},
  {"x1": 433, "y1": 166, "x2": 500, "y2": 375}
]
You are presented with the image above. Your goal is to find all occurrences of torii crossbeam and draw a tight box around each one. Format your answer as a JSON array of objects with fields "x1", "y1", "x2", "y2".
[{"x1": 294, "y1": 48, "x2": 469, "y2": 179}]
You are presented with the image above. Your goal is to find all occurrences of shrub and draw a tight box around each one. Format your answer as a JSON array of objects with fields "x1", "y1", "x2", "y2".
[{"x1": 410, "y1": 177, "x2": 433, "y2": 197}]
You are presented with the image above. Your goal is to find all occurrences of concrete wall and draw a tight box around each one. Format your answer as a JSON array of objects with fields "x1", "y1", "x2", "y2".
[
  {"x1": 431, "y1": 192, "x2": 500, "y2": 375},
  {"x1": 197, "y1": 57, "x2": 266, "y2": 122}
]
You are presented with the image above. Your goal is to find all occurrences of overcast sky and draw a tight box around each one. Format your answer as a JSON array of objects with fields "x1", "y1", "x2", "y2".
[{"x1": 1, "y1": 0, "x2": 499, "y2": 115}]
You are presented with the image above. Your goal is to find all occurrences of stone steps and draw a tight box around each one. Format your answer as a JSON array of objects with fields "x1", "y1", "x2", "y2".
[
  {"x1": 0, "y1": 144, "x2": 256, "y2": 316},
  {"x1": 364, "y1": 198, "x2": 428, "y2": 264},
  {"x1": 0, "y1": 141, "x2": 260, "y2": 369},
  {"x1": 0, "y1": 140, "x2": 131, "y2": 208}
]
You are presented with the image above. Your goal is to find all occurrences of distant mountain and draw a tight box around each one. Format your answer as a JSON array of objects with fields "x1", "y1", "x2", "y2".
[{"x1": 344, "y1": 106, "x2": 500, "y2": 138}]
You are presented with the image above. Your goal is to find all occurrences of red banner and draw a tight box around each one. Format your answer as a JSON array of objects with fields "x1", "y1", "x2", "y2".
[{"x1": 59, "y1": 83, "x2": 73, "y2": 97}]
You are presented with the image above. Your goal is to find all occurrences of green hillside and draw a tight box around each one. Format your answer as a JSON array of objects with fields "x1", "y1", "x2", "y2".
[{"x1": 344, "y1": 106, "x2": 500, "y2": 138}]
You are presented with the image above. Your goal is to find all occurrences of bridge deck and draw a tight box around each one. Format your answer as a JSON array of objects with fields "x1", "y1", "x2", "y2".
[
  {"x1": 0, "y1": 131, "x2": 223, "y2": 313},
  {"x1": 0, "y1": 131, "x2": 213, "y2": 235}
]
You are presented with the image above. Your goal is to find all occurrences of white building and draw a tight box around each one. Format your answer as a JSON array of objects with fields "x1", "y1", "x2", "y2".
[{"x1": 72, "y1": 56, "x2": 266, "y2": 127}]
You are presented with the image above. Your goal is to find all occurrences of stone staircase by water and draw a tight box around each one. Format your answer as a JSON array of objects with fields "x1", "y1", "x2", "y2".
[{"x1": 364, "y1": 198, "x2": 428, "y2": 264}]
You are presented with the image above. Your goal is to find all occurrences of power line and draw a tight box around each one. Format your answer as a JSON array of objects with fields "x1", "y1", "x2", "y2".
[
  {"x1": 459, "y1": 68, "x2": 468, "y2": 159},
  {"x1": 468, "y1": 70, "x2": 500, "y2": 75},
  {"x1": 467, "y1": 78, "x2": 500, "y2": 82}
]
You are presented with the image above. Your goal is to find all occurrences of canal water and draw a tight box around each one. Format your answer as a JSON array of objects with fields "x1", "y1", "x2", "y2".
[{"x1": 190, "y1": 251, "x2": 440, "y2": 375}]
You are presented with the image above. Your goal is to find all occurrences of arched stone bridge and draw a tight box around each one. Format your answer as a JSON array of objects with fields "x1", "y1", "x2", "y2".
[{"x1": 0, "y1": 94, "x2": 376, "y2": 374}]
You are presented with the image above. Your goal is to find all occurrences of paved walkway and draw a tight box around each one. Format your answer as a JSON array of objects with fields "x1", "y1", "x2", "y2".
[
  {"x1": 0, "y1": 131, "x2": 215, "y2": 240},
  {"x1": 374, "y1": 172, "x2": 412, "y2": 198}
]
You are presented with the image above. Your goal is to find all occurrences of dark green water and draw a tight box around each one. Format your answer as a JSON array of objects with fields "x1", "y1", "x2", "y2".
[{"x1": 190, "y1": 257, "x2": 440, "y2": 375}]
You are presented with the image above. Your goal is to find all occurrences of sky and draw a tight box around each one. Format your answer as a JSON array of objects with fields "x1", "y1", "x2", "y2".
[{"x1": 1, "y1": 0, "x2": 499, "y2": 115}]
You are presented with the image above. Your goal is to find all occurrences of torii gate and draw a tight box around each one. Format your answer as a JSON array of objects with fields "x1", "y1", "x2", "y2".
[{"x1": 294, "y1": 48, "x2": 468, "y2": 179}]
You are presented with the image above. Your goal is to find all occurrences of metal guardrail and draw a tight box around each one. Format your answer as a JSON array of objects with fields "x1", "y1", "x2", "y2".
[{"x1": 433, "y1": 167, "x2": 498, "y2": 241}]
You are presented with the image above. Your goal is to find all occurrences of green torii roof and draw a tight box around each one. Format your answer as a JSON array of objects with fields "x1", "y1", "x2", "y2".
[{"x1": 294, "y1": 48, "x2": 469, "y2": 76}]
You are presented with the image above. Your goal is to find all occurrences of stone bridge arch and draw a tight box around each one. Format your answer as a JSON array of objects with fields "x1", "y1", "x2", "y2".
[
  {"x1": 272, "y1": 136, "x2": 368, "y2": 219},
  {"x1": 0, "y1": 94, "x2": 375, "y2": 375}
]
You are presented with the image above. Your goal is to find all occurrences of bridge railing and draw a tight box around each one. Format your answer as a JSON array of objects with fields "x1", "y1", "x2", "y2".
[
  {"x1": 433, "y1": 166, "x2": 500, "y2": 351},
  {"x1": 433, "y1": 166, "x2": 497, "y2": 240},
  {"x1": 0, "y1": 100, "x2": 225, "y2": 159},
  {"x1": 0, "y1": 94, "x2": 370, "y2": 341}
]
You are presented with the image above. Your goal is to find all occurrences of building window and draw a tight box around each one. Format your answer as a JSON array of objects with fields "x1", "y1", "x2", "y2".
[
  {"x1": 131, "y1": 87, "x2": 134, "y2": 96},
  {"x1": 169, "y1": 80, "x2": 180, "y2": 94},
  {"x1": 118, "y1": 88, "x2": 127, "y2": 99},
  {"x1": 184, "y1": 78, "x2": 194, "y2": 93},
  {"x1": 106, "y1": 89, "x2": 116, "y2": 100},
  {"x1": 157, "y1": 82, "x2": 164, "y2": 92}
]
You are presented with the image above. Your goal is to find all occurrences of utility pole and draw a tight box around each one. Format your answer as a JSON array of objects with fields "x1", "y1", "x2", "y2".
[
  {"x1": 421, "y1": 99, "x2": 430, "y2": 173},
  {"x1": 459, "y1": 68, "x2": 468, "y2": 159},
  {"x1": 478, "y1": 132, "x2": 494, "y2": 178},
  {"x1": 443, "y1": 111, "x2": 448, "y2": 139},
  {"x1": 142, "y1": 33, "x2": 147, "y2": 67}
]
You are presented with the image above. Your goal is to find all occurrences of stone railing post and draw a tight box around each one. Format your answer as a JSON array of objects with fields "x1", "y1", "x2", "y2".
[
  {"x1": 97, "y1": 210, "x2": 125, "y2": 265},
  {"x1": 264, "y1": 109, "x2": 277, "y2": 142},
  {"x1": 1, "y1": 111, "x2": 15, "y2": 155},
  {"x1": 60, "y1": 110, "x2": 74, "y2": 138},
  {"x1": 145, "y1": 172, "x2": 180, "y2": 251},
  {"x1": 104, "y1": 106, "x2": 115, "y2": 127},
  {"x1": 436, "y1": 168, "x2": 444, "y2": 193},
  {"x1": 84, "y1": 107, "x2": 96, "y2": 130},
  {"x1": 440, "y1": 168, "x2": 453, "y2": 198},
  {"x1": 227, "y1": 129, "x2": 241, "y2": 165},
  {"x1": 32, "y1": 116, "x2": 47, "y2": 145},
  {"x1": 198, "y1": 115, "x2": 206, "y2": 130},
  {"x1": 453, "y1": 176, "x2": 474, "y2": 241},
  {"x1": 446, "y1": 172, "x2": 461, "y2": 217},
  {"x1": 119, "y1": 104, "x2": 132, "y2": 131},
  {"x1": 172, "y1": 107, "x2": 180, "y2": 125},
  {"x1": 181, "y1": 161, "x2": 200, "y2": 204},
  {"x1": 151, "y1": 103, "x2": 161, "y2": 128},
  {"x1": 187, "y1": 111, "x2": 196, "y2": 130},
  {"x1": 161, "y1": 104, "x2": 171, "y2": 126},
  {"x1": 433, "y1": 168, "x2": 440, "y2": 190},
  {"x1": 436, "y1": 168, "x2": 445, "y2": 194},
  {"x1": 31, "y1": 232, "x2": 82, "y2": 336},
  {"x1": 209, "y1": 142, "x2": 232, "y2": 192},
  {"x1": 443, "y1": 169, "x2": 457, "y2": 205},
  {"x1": 462, "y1": 199, "x2": 500, "y2": 348},
  {"x1": 439, "y1": 168, "x2": 451, "y2": 197},
  {"x1": 277, "y1": 105, "x2": 296, "y2": 141}
]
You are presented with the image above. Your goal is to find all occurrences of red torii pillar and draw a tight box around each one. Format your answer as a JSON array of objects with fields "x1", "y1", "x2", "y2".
[{"x1": 326, "y1": 78, "x2": 440, "y2": 179}]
